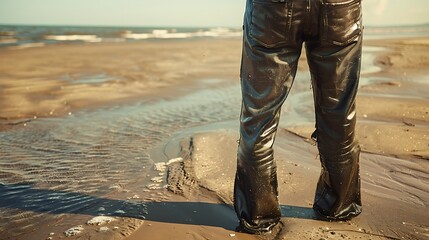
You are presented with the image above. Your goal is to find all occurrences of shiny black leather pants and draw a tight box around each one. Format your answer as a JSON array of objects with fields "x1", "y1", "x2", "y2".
[{"x1": 234, "y1": 0, "x2": 363, "y2": 232}]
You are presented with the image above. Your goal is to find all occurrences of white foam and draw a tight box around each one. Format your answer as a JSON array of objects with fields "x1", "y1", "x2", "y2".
[
  {"x1": 152, "y1": 29, "x2": 168, "y2": 35},
  {"x1": 45, "y1": 34, "x2": 102, "y2": 42},
  {"x1": 194, "y1": 27, "x2": 242, "y2": 38},
  {"x1": 146, "y1": 183, "x2": 162, "y2": 190},
  {"x1": 157, "y1": 32, "x2": 190, "y2": 39},
  {"x1": 154, "y1": 162, "x2": 166, "y2": 171},
  {"x1": 127, "y1": 194, "x2": 140, "y2": 199},
  {"x1": 98, "y1": 226, "x2": 110, "y2": 232},
  {"x1": 122, "y1": 30, "x2": 190, "y2": 39},
  {"x1": 154, "y1": 157, "x2": 183, "y2": 173},
  {"x1": 64, "y1": 226, "x2": 84, "y2": 237},
  {"x1": 151, "y1": 176, "x2": 163, "y2": 183},
  {"x1": 123, "y1": 28, "x2": 241, "y2": 40},
  {"x1": 122, "y1": 32, "x2": 151, "y2": 39},
  {"x1": 167, "y1": 157, "x2": 183, "y2": 165},
  {"x1": 86, "y1": 216, "x2": 116, "y2": 225}
]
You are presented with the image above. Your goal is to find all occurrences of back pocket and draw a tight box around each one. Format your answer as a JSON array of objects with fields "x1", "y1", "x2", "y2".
[
  {"x1": 322, "y1": 0, "x2": 362, "y2": 46},
  {"x1": 250, "y1": 0, "x2": 291, "y2": 48}
]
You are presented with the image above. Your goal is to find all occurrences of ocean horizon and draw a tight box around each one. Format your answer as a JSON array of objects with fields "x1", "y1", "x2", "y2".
[
  {"x1": 0, "y1": 24, "x2": 242, "y2": 49},
  {"x1": 1, "y1": 23, "x2": 429, "y2": 49}
]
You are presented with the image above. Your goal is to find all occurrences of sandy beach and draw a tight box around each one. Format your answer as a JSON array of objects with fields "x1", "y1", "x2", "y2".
[{"x1": 0, "y1": 35, "x2": 428, "y2": 240}]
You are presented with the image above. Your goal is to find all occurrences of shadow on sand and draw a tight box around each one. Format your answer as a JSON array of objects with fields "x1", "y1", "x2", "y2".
[{"x1": 0, "y1": 183, "x2": 316, "y2": 231}]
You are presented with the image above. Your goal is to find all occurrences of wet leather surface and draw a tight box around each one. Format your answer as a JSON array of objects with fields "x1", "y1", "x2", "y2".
[{"x1": 235, "y1": 0, "x2": 363, "y2": 232}]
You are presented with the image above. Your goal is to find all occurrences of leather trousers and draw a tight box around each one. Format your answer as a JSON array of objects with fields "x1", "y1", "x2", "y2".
[{"x1": 234, "y1": 0, "x2": 363, "y2": 233}]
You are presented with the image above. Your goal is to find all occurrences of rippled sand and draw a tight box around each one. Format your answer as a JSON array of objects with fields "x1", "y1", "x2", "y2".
[{"x1": 0, "y1": 37, "x2": 428, "y2": 240}]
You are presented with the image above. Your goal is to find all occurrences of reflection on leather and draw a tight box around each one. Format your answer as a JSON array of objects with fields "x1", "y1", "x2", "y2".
[{"x1": 235, "y1": 0, "x2": 363, "y2": 232}]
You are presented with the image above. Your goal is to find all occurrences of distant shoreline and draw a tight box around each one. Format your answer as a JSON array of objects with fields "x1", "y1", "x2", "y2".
[
  {"x1": 1, "y1": 22, "x2": 428, "y2": 28},
  {"x1": 0, "y1": 25, "x2": 242, "y2": 49},
  {"x1": 1, "y1": 23, "x2": 429, "y2": 49}
]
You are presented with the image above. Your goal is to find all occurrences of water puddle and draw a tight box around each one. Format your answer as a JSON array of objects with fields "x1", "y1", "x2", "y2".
[
  {"x1": 61, "y1": 73, "x2": 118, "y2": 85},
  {"x1": 362, "y1": 46, "x2": 385, "y2": 74}
]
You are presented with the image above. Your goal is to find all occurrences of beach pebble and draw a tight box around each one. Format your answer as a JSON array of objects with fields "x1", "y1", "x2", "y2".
[
  {"x1": 64, "y1": 226, "x2": 84, "y2": 237},
  {"x1": 229, "y1": 233, "x2": 236, "y2": 237},
  {"x1": 49, "y1": 232, "x2": 55, "y2": 236},
  {"x1": 87, "y1": 216, "x2": 116, "y2": 225}
]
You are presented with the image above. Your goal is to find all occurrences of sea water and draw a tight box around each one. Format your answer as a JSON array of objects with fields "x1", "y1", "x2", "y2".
[
  {"x1": 1, "y1": 24, "x2": 429, "y2": 49},
  {"x1": 0, "y1": 25, "x2": 242, "y2": 49}
]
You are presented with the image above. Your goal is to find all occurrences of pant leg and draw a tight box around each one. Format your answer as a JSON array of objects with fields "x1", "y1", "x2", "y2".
[
  {"x1": 305, "y1": 0, "x2": 363, "y2": 221},
  {"x1": 234, "y1": 0, "x2": 303, "y2": 232}
]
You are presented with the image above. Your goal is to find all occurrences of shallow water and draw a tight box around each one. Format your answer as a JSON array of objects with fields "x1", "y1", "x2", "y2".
[
  {"x1": 0, "y1": 82, "x2": 243, "y2": 237},
  {"x1": 61, "y1": 73, "x2": 119, "y2": 85},
  {"x1": 0, "y1": 47, "x2": 386, "y2": 238}
]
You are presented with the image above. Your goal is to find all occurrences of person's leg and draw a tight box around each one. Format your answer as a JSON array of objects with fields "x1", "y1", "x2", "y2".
[
  {"x1": 234, "y1": 0, "x2": 303, "y2": 233},
  {"x1": 305, "y1": 0, "x2": 363, "y2": 221}
]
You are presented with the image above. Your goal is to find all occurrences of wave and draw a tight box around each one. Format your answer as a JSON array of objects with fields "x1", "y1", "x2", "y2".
[
  {"x1": 122, "y1": 28, "x2": 241, "y2": 40},
  {"x1": 0, "y1": 31, "x2": 18, "y2": 44},
  {"x1": 0, "y1": 25, "x2": 243, "y2": 48},
  {"x1": 44, "y1": 34, "x2": 102, "y2": 42},
  {"x1": 9, "y1": 42, "x2": 46, "y2": 49}
]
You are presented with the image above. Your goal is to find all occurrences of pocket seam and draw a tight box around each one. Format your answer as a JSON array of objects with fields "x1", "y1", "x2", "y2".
[
  {"x1": 323, "y1": 0, "x2": 360, "y2": 6},
  {"x1": 322, "y1": 0, "x2": 362, "y2": 46},
  {"x1": 249, "y1": 1, "x2": 291, "y2": 48}
]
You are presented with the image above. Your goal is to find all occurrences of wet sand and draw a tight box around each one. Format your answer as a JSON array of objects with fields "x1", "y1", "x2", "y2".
[
  {"x1": 0, "y1": 36, "x2": 428, "y2": 240},
  {"x1": 0, "y1": 39, "x2": 241, "y2": 121}
]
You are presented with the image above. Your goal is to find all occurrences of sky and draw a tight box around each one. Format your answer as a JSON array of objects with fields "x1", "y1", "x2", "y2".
[{"x1": 0, "y1": 0, "x2": 428, "y2": 27}]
